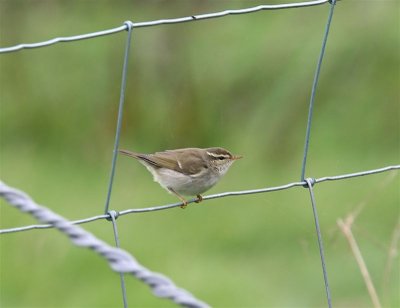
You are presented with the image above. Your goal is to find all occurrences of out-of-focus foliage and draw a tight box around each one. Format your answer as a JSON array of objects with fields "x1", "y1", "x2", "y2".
[{"x1": 0, "y1": 1, "x2": 399, "y2": 307}]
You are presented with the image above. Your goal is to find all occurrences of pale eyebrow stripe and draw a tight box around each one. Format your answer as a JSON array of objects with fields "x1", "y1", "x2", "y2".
[{"x1": 206, "y1": 152, "x2": 230, "y2": 158}]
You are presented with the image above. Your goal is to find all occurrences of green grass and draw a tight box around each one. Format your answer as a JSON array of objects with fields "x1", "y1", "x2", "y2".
[
  {"x1": 1, "y1": 148, "x2": 398, "y2": 307},
  {"x1": 1, "y1": 1, "x2": 399, "y2": 307}
]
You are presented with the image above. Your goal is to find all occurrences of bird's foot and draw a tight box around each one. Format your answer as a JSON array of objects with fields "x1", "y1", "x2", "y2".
[{"x1": 180, "y1": 200, "x2": 188, "y2": 209}]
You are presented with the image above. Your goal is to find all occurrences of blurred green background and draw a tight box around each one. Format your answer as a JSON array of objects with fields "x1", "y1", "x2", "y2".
[{"x1": 0, "y1": 0, "x2": 399, "y2": 307}]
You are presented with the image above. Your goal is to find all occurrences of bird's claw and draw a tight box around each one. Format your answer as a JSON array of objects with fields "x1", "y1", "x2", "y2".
[
  {"x1": 179, "y1": 195, "x2": 202, "y2": 209},
  {"x1": 180, "y1": 201, "x2": 188, "y2": 209},
  {"x1": 195, "y1": 195, "x2": 203, "y2": 203}
]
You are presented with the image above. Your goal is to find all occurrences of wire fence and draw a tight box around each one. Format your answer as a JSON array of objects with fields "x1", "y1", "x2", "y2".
[
  {"x1": 0, "y1": 181, "x2": 210, "y2": 308},
  {"x1": 0, "y1": 0, "x2": 329, "y2": 54},
  {"x1": 1, "y1": 0, "x2": 399, "y2": 307},
  {"x1": 1, "y1": 165, "x2": 399, "y2": 235}
]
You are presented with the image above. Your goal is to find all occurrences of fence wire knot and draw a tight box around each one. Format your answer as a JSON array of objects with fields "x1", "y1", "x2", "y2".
[
  {"x1": 305, "y1": 178, "x2": 317, "y2": 188},
  {"x1": 124, "y1": 21, "x2": 134, "y2": 31},
  {"x1": 107, "y1": 210, "x2": 120, "y2": 221}
]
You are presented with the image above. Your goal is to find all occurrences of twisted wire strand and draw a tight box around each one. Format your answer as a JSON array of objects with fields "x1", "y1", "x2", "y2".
[
  {"x1": 0, "y1": 0, "x2": 329, "y2": 53},
  {"x1": 0, "y1": 181, "x2": 209, "y2": 308},
  {"x1": 1, "y1": 165, "x2": 398, "y2": 235}
]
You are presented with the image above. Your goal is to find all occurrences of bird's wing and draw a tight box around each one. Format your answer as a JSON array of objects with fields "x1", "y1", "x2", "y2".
[
  {"x1": 119, "y1": 148, "x2": 206, "y2": 175},
  {"x1": 142, "y1": 152, "x2": 180, "y2": 170},
  {"x1": 151, "y1": 150, "x2": 206, "y2": 175}
]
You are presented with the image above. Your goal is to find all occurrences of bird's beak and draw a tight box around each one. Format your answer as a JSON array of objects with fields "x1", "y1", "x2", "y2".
[{"x1": 233, "y1": 155, "x2": 243, "y2": 160}]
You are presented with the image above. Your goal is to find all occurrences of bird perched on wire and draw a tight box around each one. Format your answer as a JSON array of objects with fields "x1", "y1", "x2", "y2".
[{"x1": 119, "y1": 147, "x2": 242, "y2": 208}]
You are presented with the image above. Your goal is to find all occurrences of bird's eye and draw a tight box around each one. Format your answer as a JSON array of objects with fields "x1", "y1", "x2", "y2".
[{"x1": 218, "y1": 156, "x2": 225, "y2": 160}]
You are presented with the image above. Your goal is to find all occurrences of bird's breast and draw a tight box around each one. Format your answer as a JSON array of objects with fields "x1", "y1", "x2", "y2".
[{"x1": 155, "y1": 167, "x2": 220, "y2": 196}]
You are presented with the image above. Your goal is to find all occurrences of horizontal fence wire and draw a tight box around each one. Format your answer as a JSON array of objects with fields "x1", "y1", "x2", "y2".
[
  {"x1": 0, "y1": 181, "x2": 210, "y2": 308},
  {"x1": 0, "y1": 0, "x2": 329, "y2": 53},
  {"x1": 1, "y1": 165, "x2": 399, "y2": 235}
]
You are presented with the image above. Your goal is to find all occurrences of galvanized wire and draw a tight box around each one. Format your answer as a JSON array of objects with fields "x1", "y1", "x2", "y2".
[
  {"x1": 305, "y1": 178, "x2": 332, "y2": 308},
  {"x1": 301, "y1": 0, "x2": 337, "y2": 182},
  {"x1": 0, "y1": 0, "x2": 328, "y2": 54},
  {"x1": 101, "y1": 22, "x2": 134, "y2": 307},
  {"x1": 108, "y1": 210, "x2": 129, "y2": 308},
  {"x1": 0, "y1": 181, "x2": 210, "y2": 308},
  {"x1": 2, "y1": 1, "x2": 398, "y2": 307},
  {"x1": 1, "y1": 165, "x2": 398, "y2": 235},
  {"x1": 103, "y1": 21, "x2": 133, "y2": 215},
  {"x1": 299, "y1": 0, "x2": 337, "y2": 303}
]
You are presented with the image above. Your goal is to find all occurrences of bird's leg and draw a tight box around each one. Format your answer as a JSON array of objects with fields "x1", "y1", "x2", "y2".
[
  {"x1": 168, "y1": 188, "x2": 188, "y2": 209},
  {"x1": 195, "y1": 194, "x2": 203, "y2": 203}
]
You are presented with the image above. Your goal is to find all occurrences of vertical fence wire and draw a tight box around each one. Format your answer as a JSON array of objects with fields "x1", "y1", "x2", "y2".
[
  {"x1": 306, "y1": 178, "x2": 332, "y2": 307},
  {"x1": 300, "y1": 0, "x2": 336, "y2": 306},
  {"x1": 104, "y1": 22, "x2": 133, "y2": 215},
  {"x1": 102, "y1": 21, "x2": 133, "y2": 307},
  {"x1": 300, "y1": 0, "x2": 337, "y2": 182},
  {"x1": 101, "y1": 21, "x2": 133, "y2": 307},
  {"x1": 108, "y1": 210, "x2": 128, "y2": 308}
]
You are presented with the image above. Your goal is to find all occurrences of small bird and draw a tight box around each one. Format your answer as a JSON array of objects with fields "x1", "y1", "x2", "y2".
[{"x1": 119, "y1": 147, "x2": 242, "y2": 208}]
